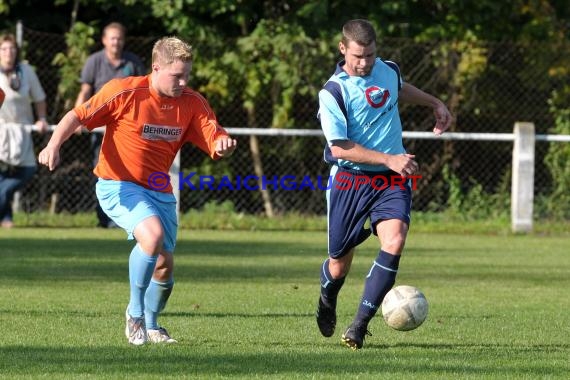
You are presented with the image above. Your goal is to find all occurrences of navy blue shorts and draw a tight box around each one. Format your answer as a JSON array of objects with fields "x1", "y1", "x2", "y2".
[{"x1": 326, "y1": 165, "x2": 412, "y2": 258}]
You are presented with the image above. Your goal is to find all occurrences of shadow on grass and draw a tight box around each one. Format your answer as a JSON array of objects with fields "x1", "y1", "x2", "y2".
[
  {"x1": 0, "y1": 236, "x2": 562, "y2": 284},
  {"x1": 0, "y1": 237, "x2": 324, "y2": 282},
  {"x1": 0, "y1": 235, "x2": 458, "y2": 281}
]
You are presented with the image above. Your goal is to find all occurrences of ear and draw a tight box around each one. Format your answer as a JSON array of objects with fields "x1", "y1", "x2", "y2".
[{"x1": 339, "y1": 41, "x2": 346, "y2": 55}]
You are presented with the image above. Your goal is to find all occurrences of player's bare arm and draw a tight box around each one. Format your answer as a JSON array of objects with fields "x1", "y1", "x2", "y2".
[
  {"x1": 38, "y1": 110, "x2": 83, "y2": 171},
  {"x1": 214, "y1": 136, "x2": 237, "y2": 157},
  {"x1": 330, "y1": 140, "x2": 419, "y2": 176},
  {"x1": 73, "y1": 84, "x2": 93, "y2": 134},
  {"x1": 399, "y1": 82, "x2": 452, "y2": 135}
]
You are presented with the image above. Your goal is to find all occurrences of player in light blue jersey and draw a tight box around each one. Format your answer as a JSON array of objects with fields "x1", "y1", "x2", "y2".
[{"x1": 315, "y1": 19, "x2": 452, "y2": 350}]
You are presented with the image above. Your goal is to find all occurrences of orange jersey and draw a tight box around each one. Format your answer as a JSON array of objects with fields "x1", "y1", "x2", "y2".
[{"x1": 74, "y1": 75, "x2": 228, "y2": 192}]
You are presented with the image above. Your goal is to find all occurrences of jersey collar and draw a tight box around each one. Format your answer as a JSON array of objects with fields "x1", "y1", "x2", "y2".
[{"x1": 334, "y1": 60, "x2": 349, "y2": 78}]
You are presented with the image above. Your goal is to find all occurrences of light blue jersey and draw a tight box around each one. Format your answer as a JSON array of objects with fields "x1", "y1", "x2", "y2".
[{"x1": 318, "y1": 58, "x2": 405, "y2": 172}]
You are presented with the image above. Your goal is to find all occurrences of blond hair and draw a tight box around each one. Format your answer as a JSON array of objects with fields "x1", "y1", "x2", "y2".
[{"x1": 152, "y1": 37, "x2": 192, "y2": 66}]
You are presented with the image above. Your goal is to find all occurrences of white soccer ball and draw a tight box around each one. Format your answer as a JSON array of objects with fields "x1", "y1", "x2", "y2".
[{"x1": 381, "y1": 285, "x2": 429, "y2": 331}]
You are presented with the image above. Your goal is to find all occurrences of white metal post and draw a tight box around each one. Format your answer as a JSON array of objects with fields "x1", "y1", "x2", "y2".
[{"x1": 511, "y1": 122, "x2": 535, "y2": 233}]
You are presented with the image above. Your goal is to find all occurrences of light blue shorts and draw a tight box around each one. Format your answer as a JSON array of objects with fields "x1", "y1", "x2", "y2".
[{"x1": 96, "y1": 179, "x2": 178, "y2": 252}]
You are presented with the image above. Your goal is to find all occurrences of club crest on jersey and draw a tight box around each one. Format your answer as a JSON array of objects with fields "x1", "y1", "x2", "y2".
[
  {"x1": 142, "y1": 124, "x2": 182, "y2": 142},
  {"x1": 365, "y1": 86, "x2": 390, "y2": 108}
]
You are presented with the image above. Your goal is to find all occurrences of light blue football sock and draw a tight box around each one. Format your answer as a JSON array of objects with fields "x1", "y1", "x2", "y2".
[
  {"x1": 128, "y1": 244, "x2": 157, "y2": 318},
  {"x1": 144, "y1": 278, "x2": 174, "y2": 330}
]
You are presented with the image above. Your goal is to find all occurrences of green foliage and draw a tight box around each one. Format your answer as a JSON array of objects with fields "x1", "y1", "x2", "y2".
[
  {"x1": 196, "y1": 19, "x2": 334, "y2": 129},
  {"x1": 442, "y1": 164, "x2": 510, "y2": 220},
  {"x1": 236, "y1": 20, "x2": 325, "y2": 127},
  {"x1": 0, "y1": 0, "x2": 9, "y2": 14},
  {"x1": 450, "y1": 34, "x2": 488, "y2": 90},
  {"x1": 442, "y1": 164, "x2": 463, "y2": 214},
  {"x1": 141, "y1": 0, "x2": 249, "y2": 38},
  {"x1": 543, "y1": 87, "x2": 570, "y2": 219},
  {"x1": 2, "y1": 0, "x2": 570, "y2": 41},
  {"x1": 51, "y1": 21, "x2": 96, "y2": 115},
  {"x1": 422, "y1": 31, "x2": 488, "y2": 118}
]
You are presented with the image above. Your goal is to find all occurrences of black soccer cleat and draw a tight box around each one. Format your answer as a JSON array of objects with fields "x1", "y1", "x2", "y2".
[
  {"x1": 316, "y1": 296, "x2": 336, "y2": 337},
  {"x1": 341, "y1": 322, "x2": 372, "y2": 350}
]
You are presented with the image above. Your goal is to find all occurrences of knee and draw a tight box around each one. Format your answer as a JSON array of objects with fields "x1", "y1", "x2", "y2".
[
  {"x1": 328, "y1": 260, "x2": 346, "y2": 278},
  {"x1": 140, "y1": 233, "x2": 164, "y2": 255},
  {"x1": 382, "y1": 234, "x2": 407, "y2": 255},
  {"x1": 328, "y1": 252, "x2": 353, "y2": 278},
  {"x1": 134, "y1": 217, "x2": 164, "y2": 254}
]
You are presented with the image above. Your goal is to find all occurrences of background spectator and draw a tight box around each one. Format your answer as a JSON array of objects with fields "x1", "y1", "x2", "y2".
[
  {"x1": 0, "y1": 33, "x2": 48, "y2": 228},
  {"x1": 75, "y1": 22, "x2": 146, "y2": 228}
]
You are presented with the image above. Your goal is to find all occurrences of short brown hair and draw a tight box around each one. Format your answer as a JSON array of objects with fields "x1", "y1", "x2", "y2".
[
  {"x1": 0, "y1": 33, "x2": 19, "y2": 55},
  {"x1": 103, "y1": 22, "x2": 126, "y2": 37},
  {"x1": 341, "y1": 19, "x2": 376, "y2": 47}
]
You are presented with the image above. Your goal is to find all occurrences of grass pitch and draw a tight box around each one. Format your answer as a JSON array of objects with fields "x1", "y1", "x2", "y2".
[{"x1": 0, "y1": 228, "x2": 569, "y2": 379}]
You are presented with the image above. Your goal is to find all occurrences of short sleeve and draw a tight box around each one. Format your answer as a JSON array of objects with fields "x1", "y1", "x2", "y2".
[{"x1": 23, "y1": 64, "x2": 46, "y2": 102}]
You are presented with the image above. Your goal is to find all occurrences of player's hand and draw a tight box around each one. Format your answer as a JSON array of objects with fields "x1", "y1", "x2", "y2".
[
  {"x1": 38, "y1": 146, "x2": 61, "y2": 171},
  {"x1": 215, "y1": 136, "x2": 237, "y2": 157},
  {"x1": 35, "y1": 118, "x2": 49, "y2": 134},
  {"x1": 387, "y1": 153, "x2": 419, "y2": 177},
  {"x1": 433, "y1": 102, "x2": 452, "y2": 135}
]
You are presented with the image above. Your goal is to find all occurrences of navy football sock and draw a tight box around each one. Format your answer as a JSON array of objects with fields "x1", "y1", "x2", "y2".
[
  {"x1": 355, "y1": 250, "x2": 400, "y2": 325},
  {"x1": 320, "y1": 258, "x2": 345, "y2": 308}
]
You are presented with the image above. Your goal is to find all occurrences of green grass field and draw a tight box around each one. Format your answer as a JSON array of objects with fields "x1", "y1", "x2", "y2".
[{"x1": 1, "y1": 228, "x2": 569, "y2": 379}]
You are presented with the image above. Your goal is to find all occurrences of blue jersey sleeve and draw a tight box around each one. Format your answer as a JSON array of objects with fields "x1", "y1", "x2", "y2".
[{"x1": 318, "y1": 82, "x2": 348, "y2": 143}]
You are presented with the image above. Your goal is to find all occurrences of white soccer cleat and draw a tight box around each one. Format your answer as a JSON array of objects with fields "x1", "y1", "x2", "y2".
[
  {"x1": 147, "y1": 327, "x2": 178, "y2": 344},
  {"x1": 125, "y1": 306, "x2": 147, "y2": 345}
]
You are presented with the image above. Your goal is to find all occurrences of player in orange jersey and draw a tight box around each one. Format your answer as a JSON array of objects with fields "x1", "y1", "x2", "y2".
[{"x1": 38, "y1": 36, "x2": 237, "y2": 345}]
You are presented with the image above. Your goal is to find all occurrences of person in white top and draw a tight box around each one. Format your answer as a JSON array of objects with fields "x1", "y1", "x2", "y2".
[{"x1": 0, "y1": 33, "x2": 48, "y2": 228}]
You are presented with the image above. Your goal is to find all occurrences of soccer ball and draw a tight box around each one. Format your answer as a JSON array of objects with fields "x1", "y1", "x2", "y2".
[{"x1": 381, "y1": 285, "x2": 429, "y2": 331}]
